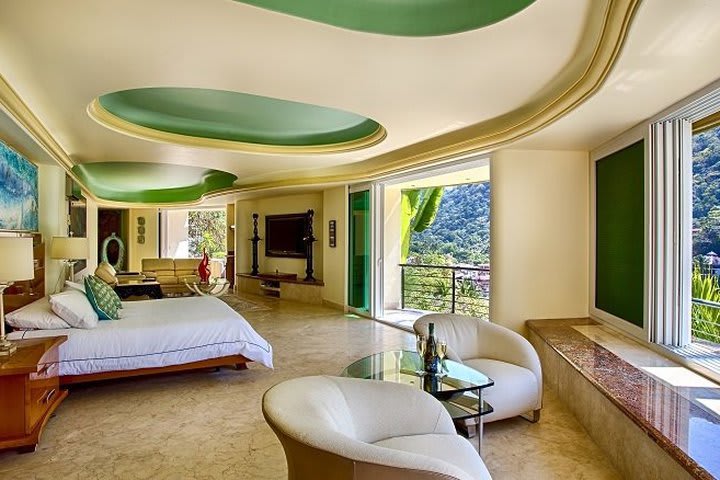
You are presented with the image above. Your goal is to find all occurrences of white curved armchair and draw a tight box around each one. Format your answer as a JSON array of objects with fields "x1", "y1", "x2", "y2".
[
  {"x1": 263, "y1": 375, "x2": 492, "y2": 480},
  {"x1": 414, "y1": 314, "x2": 542, "y2": 423}
]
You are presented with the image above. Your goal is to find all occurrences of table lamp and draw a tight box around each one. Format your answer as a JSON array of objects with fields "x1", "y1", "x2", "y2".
[
  {"x1": 51, "y1": 236, "x2": 88, "y2": 286},
  {"x1": 0, "y1": 236, "x2": 34, "y2": 357}
]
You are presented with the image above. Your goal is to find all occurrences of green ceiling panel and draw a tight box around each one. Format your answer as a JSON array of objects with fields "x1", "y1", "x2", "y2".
[
  {"x1": 72, "y1": 162, "x2": 237, "y2": 204},
  {"x1": 236, "y1": 0, "x2": 535, "y2": 36},
  {"x1": 98, "y1": 88, "x2": 382, "y2": 147}
]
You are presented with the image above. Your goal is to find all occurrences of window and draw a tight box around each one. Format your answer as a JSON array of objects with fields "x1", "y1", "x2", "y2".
[
  {"x1": 691, "y1": 122, "x2": 720, "y2": 347},
  {"x1": 647, "y1": 87, "x2": 720, "y2": 371},
  {"x1": 159, "y1": 208, "x2": 227, "y2": 263}
]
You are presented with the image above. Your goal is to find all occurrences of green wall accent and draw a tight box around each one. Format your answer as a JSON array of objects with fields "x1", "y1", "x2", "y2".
[
  {"x1": 349, "y1": 190, "x2": 371, "y2": 311},
  {"x1": 595, "y1": 140, "x2": 644, "y2": 328},
  {"x1": 237, "y1": 0, "x2": 535, "y2": 36},
  {"x1": 98, "y1": 88, "x2": 382, "y2": 147},
  {"x1": 71, "y1": 162, "x2": 237, "y2": 204}
]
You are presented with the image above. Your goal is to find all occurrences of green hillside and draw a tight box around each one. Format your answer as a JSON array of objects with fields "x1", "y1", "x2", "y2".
[
  {"x1": 408, "y1": 182, "x2": 490, "y2": 266},
  {"x1": 693, "y1": 125, "x2": 720, "y2": 256}
]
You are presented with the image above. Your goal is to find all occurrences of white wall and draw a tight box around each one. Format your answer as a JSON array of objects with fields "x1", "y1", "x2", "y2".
[
  {"x1": 322, "y1": 186, "x2": 347, "y2": 307},
  {"x1": 383, "y1": 186, "x2": 402, "y2": 309},
  {"x1": 490, "y1": 149, "x2": 589, "y2": 334},
  {"x1": 235, "y1": 193, "x2": 323, "y2": 279}
]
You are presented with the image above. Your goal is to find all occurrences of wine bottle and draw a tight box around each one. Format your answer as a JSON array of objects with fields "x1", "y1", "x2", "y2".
[{"x1": 424, "y1": 322, "x2": 439, "y2": 373}]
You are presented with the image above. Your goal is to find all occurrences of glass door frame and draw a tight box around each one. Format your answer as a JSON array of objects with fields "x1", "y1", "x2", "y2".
[{"x1": 348, "y1": 183, "x2": 383, "y2": 318}]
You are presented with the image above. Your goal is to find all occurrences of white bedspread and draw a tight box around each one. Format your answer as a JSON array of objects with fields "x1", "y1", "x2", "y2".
[{"x1": 9, "y1": 296, "x2": 273, "y2": 376}]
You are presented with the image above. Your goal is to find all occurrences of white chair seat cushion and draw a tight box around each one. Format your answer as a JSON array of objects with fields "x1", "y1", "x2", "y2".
[
  {"x1": 373, "y1": 433, "x2": 491, "y2": 480},
  {"x1": 464, "y1": 358, "x2": 538, "y2": 422}
]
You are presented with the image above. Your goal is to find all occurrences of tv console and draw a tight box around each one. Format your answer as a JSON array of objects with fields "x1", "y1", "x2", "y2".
[{"x1": 237, "y1": 273, "x2": 324, "y2": 304}]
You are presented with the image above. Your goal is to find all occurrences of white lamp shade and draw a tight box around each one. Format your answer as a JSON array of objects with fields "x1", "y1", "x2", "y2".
[
  {"x1": 0, "y1": 237, "x2": 34, "y2": 282},
  {"x1": 51, "y1": 236, "x2": 88, "y2": 260}
]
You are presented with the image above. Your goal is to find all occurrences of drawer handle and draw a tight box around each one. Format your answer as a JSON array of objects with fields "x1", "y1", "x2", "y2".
[{"x1": 40, "y1": 389, "x2": 56, "y2": 405}]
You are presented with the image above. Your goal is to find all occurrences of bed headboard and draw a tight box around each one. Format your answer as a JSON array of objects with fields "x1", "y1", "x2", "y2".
[{"x1": 4, "y1": 232, "x2": 45, "y2": 314}]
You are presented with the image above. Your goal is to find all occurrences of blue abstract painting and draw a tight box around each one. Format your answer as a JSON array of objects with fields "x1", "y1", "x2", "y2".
[{"x1": 0, "y1": 140, "x2": 38, "y2": 231}]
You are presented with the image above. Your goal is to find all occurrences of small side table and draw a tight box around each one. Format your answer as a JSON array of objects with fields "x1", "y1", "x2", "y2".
[
  {"x1": 185, "y1": 279, "x2": 230, "y2": 297},
  {"x1": 114, "y1": 281, "x2": 163, "y2": 300},
  {"x1": 0, "y1": 336, "x2": 68, "y2": 453},
  {"x1": 341, "y1": 350, "x2": 494, "y2": 453}
]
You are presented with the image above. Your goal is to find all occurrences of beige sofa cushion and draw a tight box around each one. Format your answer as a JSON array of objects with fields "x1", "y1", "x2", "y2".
[
  {"x1": 142, "y1": 258, "x2": 175, "y2": 271},
  {"x1": 174, "y1": 258, "x2": 200, "y2": 275},
  {"x1": 178, "y1": 274, "x2": 201, "y2": 284},
  {"x1": 155, "y1": 275, "x2": 179, "y2": 285}
]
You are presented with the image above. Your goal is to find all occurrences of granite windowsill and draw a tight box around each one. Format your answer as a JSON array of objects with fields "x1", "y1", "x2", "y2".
[{"x1": 527, "y1": 318, "x2": 720, "y2": 480}]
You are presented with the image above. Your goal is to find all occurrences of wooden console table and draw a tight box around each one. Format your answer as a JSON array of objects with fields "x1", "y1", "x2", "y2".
[{"x1": 237, "y1": 273, "x2": 324, "y2": 304}]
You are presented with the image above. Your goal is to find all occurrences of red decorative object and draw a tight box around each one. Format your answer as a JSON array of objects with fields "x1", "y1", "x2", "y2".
[{"x1": 198, "y1": 249, "x2": 211, "y2": 283}]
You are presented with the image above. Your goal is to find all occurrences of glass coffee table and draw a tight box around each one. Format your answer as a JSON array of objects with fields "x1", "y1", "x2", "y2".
[{"x1": 341, "y1": 350, "x2": 494, "y2": 452}]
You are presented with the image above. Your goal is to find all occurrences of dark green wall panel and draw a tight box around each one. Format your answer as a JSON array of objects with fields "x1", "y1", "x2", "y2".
[{"x1": 595, "y1": 140, "x2": 644, "y2": 328}]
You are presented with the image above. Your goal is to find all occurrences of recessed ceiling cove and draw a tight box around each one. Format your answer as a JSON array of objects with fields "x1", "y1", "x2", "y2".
[
  {"x1": 89, "y1": 88, "x2": 385, "y2": 153},
  {"x1": 236, "y1": 0, "x2": 536, "y2": 36},
  {"x1": 71, "y1": 162, "x2": 238, "y2": 204}
]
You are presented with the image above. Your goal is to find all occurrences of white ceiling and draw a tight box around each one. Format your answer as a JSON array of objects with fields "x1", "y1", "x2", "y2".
[
  {"x1": 0, "y1": 0, "x2": 719, "y2": 199},
  {"x1": 515, "y1": 0, "x2": 720, "y2": 151}
]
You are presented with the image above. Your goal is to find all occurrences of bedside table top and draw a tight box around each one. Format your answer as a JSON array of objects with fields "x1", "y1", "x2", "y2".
[{"x1": 0, "y1": 336, "x2": 67, "y2": 376}]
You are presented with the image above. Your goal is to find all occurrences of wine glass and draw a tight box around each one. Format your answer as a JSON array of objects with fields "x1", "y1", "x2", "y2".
[
  {"x1": 437, "y1": 341, "x2": 448, "y2": 376},
  {"x1": 415, "y1": 334, "x2": 427, "y2": 376}
]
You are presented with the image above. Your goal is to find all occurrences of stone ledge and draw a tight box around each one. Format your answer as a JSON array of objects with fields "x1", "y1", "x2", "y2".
[{"x1": 527, "y1": 318, "x2": 720, "y2": 480}]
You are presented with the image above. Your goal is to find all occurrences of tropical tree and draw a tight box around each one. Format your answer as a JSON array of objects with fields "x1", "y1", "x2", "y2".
[
  {"x1": 187, "y1": 210, "x2": 227, "y2": 259},
  {"x1": 401, "y1": 187, "x2": 444, "y2": 261}
]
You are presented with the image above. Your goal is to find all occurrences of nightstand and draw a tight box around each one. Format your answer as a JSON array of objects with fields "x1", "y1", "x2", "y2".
[{"x1": 0, "y1": 336, "x2": 68, "y2": 453}]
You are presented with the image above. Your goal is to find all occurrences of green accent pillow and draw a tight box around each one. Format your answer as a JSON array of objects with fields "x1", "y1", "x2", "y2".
[{"x1": 84, "y1": 275, "x2": 120, "y2": 320}]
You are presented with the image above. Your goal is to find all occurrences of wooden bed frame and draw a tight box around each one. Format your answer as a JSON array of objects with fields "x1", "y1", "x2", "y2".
[
  {"x1": 60, "y1": 354, "x2": 251, "y2": 385},
  {"x1": 4, "y1": 251, "x2": 255, "y2": 385}
]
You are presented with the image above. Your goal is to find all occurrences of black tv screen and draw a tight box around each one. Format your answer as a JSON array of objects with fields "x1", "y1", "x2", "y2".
[{"x1": 265, "y1": 213, "x2": 307, "y2": 258}]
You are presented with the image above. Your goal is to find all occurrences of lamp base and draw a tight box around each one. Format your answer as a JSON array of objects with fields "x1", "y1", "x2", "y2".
[{"x1": 0, "y1": 336, "x2": 17, "y2": 357}]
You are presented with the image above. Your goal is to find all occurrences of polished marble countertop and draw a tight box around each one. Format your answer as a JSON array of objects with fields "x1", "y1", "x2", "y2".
[{"x1": 528, "y1": 318, "x2": 720, "y2": 480}]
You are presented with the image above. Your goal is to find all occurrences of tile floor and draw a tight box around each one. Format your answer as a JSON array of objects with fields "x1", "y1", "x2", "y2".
[{"x1": 0, "y1": 296, "x2": 620, "y2": 479}]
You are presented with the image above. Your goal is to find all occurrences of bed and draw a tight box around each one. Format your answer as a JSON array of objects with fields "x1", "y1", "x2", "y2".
[{"x1": 7, "y1": 295, "x2": 273, "y2": 385}]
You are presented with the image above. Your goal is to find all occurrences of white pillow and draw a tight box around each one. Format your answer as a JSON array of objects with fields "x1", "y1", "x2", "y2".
[
  {"x1": 5, "y1": 297, "x2": 71, "y2": 330},
  {"x1": 64, "y1": 280, "x2": 86, "y2": 293},
  {"x1": 49, "y1": 290, "x2": 99, "y2": 329}
]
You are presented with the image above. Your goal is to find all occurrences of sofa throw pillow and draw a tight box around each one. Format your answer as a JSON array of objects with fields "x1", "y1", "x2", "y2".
[
  {"x1": 49, "y1": 290, "x2": 99, "y2": 329},
  {"x1": 94, "y1": 262, "x2": 118, "y2": 286},
  {"x1": 84, "y1": 275, "x2": 120, "y2": 320}
]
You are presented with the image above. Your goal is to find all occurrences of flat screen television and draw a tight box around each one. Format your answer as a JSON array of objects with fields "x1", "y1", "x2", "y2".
[{"x1": 265, "y1": 213, "x2": 307, "y2": 258}]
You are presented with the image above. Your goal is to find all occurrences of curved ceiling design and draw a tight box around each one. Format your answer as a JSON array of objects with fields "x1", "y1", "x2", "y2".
[
  {"x1": 89, "y1": 88, "x2": 385, "y2": 153},
  {"x1": 71, "y1": 162, "x2": 237, "y2": 204},
  {"x1": 8, "y1": 0, "x2": 719, "y2": 206},
  {"x1": 236, "y1": 0, "x2": 536, "y2": 36}
]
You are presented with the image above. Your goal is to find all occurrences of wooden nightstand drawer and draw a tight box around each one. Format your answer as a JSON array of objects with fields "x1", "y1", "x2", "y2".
[
  {"x1": 0, "y1": 336, "x2": 67, "y2": 453},
  {"x1": 27, "y1": 375, "x2": 59, "y2": 433}
]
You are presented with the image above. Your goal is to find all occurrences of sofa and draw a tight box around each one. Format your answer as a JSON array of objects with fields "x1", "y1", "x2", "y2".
[
  {"x1": 141, "y1": 258, "x2": 202, "y2": 295},
  {"x1": 263, "y1": 375, "x2": 491, "y2": 480},
  {"x1": 414, "y1": 314, "x2": 542, "y2": 424}
]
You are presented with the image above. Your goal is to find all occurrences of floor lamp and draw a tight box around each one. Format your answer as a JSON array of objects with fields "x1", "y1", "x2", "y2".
[
  {"x1": 51, "y1": 236, "x2": 88, "y2": 292},
  {"x1": 0, "y1": 236, "x2": 34, "y2": 357}
]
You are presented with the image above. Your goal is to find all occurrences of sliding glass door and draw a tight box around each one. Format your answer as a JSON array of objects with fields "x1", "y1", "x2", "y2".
[{"x1": 349, "y1": 189, "x2": 371, "y2": 315}]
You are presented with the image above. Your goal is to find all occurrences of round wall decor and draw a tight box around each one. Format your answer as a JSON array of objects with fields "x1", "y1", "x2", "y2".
[{"x1": 101, "y1": 233, "x2": 126, "y2": 271}]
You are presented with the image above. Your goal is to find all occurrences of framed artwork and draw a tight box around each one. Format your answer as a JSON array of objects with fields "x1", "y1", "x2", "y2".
[
  {"x1": 329, "y1": 220, "x2": 336, "y2": 248},
  {"x1": 0, "y1": 140, "x2": 38, "y2": 232}
]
